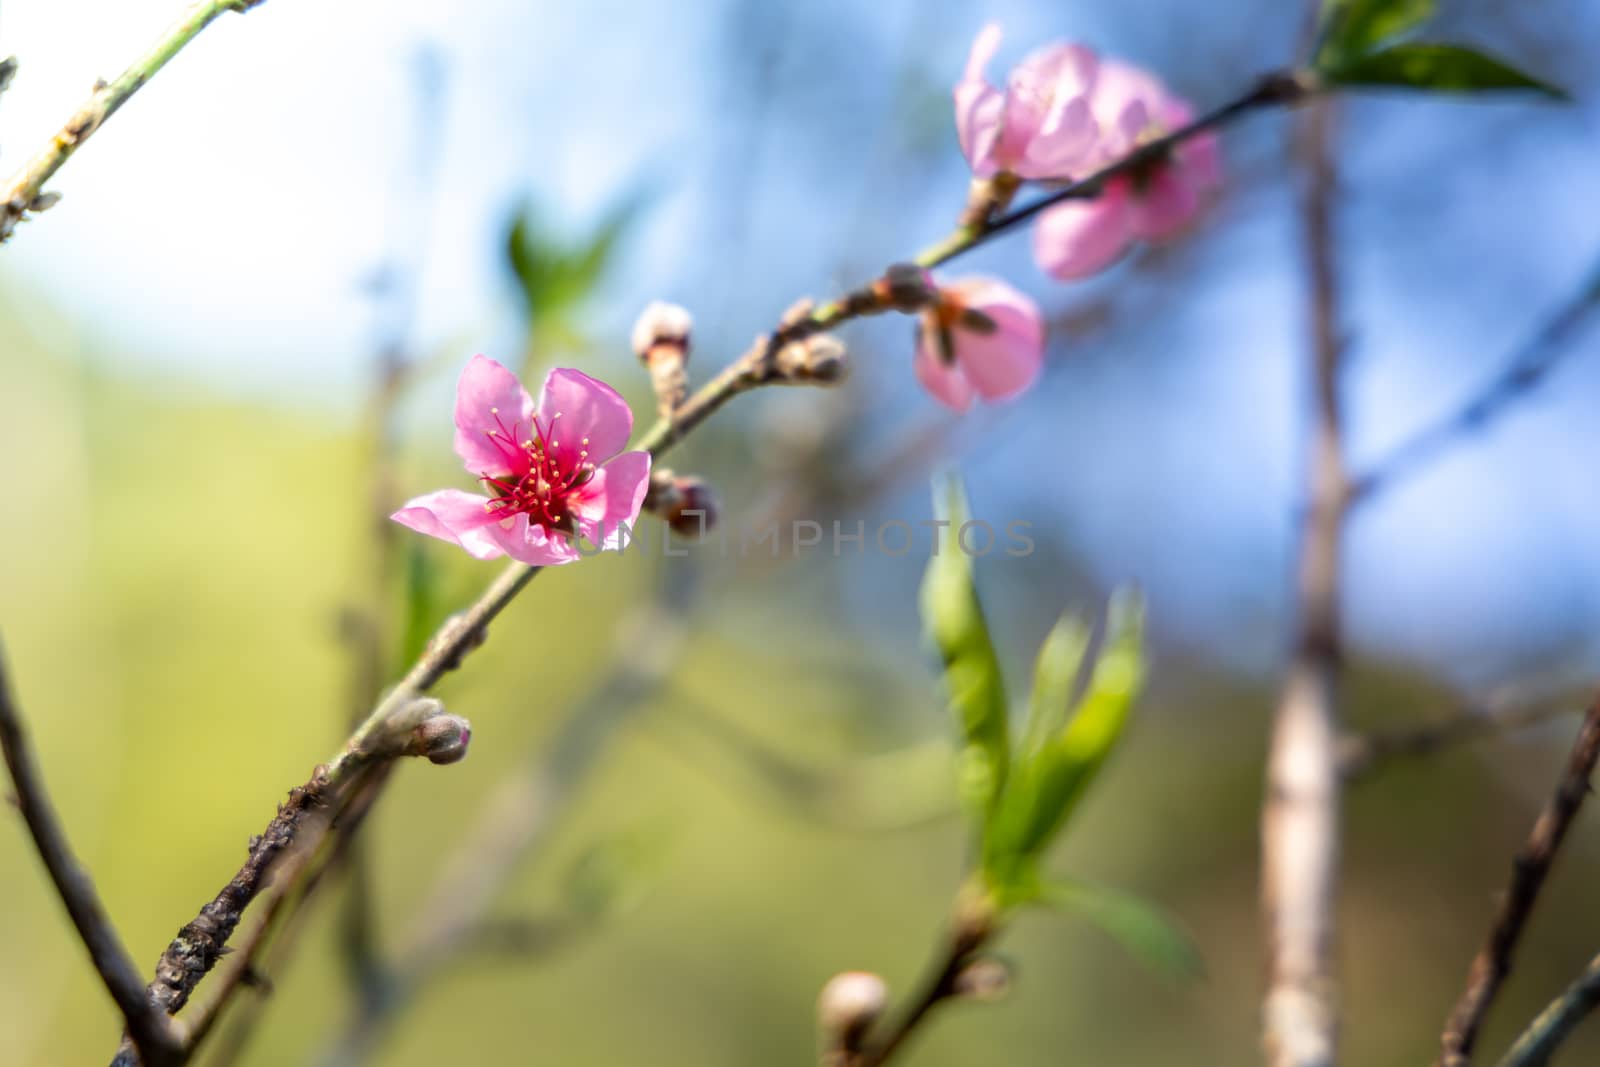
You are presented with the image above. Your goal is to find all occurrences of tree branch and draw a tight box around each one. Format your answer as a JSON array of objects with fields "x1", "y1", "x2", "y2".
[
  {"x1": 1339, "y1": 698, "x2": 1583, "y2": 781},
  {"x1": 0, "y1": 0, "x2": 268, "y2": 243},
  {"x1": 1261, "y1": 92, "x2": 1346, "y2": 1067},
  {"x1": 183, "y1": 762, "x2": 391, "y2": 1063},
  {"x1": 1495, "y1": 950, "x2": 1600, "y2": 1067},
  {"x1": 0, "y1": 641, "x2": 183, "y2": 1065},
  {"x1": 1435, "y1": 694, "x2": 1600, "y2": 1067},
  {"x1": 313, "y1": 579, "x2": 695, "y2": 1067},
  {"x1": 107, "y1": 768, "x2": 344, "y2": 1067},
  {"x1": 834, "y1": 900, "x2": 996, "y2": 1067},
  {"x1": 1349, "y1": 258, "x2": 1600, "y2": 507}
]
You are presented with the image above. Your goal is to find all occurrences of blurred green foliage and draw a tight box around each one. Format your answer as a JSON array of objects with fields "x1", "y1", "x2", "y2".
[
  {"x1": 504, "y1": 193, "x2": 649, "y2": 370},
  {"x1": 920, "y1": 474, "x2": 1188, "y2": 980}
]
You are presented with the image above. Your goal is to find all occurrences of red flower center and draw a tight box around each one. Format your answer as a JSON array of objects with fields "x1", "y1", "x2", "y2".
[{"x1": 476, "y1": 408, "x2": 595, "y2": 536}]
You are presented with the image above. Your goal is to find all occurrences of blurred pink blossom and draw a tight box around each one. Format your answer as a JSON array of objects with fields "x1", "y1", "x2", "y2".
[
  {"x1": 914, "y1": 276, "x2": 1046, "y2": 413},
  {"x1": 393, "y1": 356, "x2": 650, "y2": 566},
  {"x1": 955, "y1": 23, "x2": 1101, "y2": 180},
  {"x1": 1033, "y1": 59, "x2": 1223, "y2": 280}
]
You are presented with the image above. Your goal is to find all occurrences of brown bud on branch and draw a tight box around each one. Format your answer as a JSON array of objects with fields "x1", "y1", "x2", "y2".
[
  {"x1": 818, "y1": 970, "x2": 888, "y2": 1059},
  {"x1": 643, "y1": 469, "x2": 719, "y2": 538},
  {"x1": 632, "y1": 300, "x2": 693, "y2": 422}
]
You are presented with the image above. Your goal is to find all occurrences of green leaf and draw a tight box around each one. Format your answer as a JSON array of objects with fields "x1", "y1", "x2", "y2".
[
  {"x1": 983, "y1": 590, "x2": 1145, "y2": 880},
  {"x1": 1039, "y1": 879, "x2": 1204, "y2": 981},
  {"x1": 919, "y1": 471, "x2": 1009, "y2": 820},
  {"x1": 503, "y1": 191, "x2": 650, "y2": 322},
  {"x1": 1315, "y1": 0, "x2": 1433, "y2": 66},
  {"x1": 1324, "y1": 43, "x2": 1568, "y2": 99},
  {"x1": 1019, "y1": 613, "x2": 1090, "y2": 762}
]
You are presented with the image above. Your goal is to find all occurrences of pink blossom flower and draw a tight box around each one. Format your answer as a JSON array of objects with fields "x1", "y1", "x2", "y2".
[
  {"x1": 1032, "y1": 59, "x2": 1223, "y2": 281},
  {"x1": 914, "y1": 276, "x2": 1046, "y2": 413},
  {"x1": 955, "y1": 23, "x2": 1101, "y2": 180},
  {"x1": 392, "y1": 356, "x2": 650, "y2": 566}
]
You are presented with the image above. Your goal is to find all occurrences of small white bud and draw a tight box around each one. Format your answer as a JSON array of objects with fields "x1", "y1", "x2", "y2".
[{"x1": 817, "y1": 970, "x2": 888, "y2": 1040}]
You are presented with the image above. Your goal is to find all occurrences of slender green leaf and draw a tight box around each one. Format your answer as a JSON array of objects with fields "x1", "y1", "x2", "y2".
[
  {"x1": 1315, "y1": 0, "x2": 1433, "y2": 66},
  {"x1": 983, "y1": 590, "x2": 1145, "y2": 880},
  {"x1": 1039, "y1": 879, "x2": 1204, "y2": 981},
  {"x1": 503, "y1": 191, "x2": 650, "y2": 321},
  {"x1": 1326, "y1": 43, "x2": 1568, "y2": 99},
  {"x1": 920, "y1": 471, "x2": 1009, "y2": 819},
  {"x1": 1020, "y1": 613, "x2": 1090, "y2": 761}
]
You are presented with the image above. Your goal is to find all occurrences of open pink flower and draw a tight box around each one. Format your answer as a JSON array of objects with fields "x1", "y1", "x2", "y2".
[
  {"x1": 914, "y1": 276, "x2": 1045, "y2": 413},
  {"x1": 955, "y1": 23, "x2": 1100, "y2": 180},
  {"x1": 392, "y1": 356, "x2": 650, "y2": 566},
  {"x1": 1033, "y1": 59, "x2": 1223, "y2": 280}
]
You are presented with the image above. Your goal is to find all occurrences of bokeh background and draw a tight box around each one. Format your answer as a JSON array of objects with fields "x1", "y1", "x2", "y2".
[{"x1": 3, "y1": 0, "x2": 1600, "y2": 1063}]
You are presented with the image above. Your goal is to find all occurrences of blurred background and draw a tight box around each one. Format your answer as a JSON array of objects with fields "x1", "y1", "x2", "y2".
[{"x1": 2, "y1": 0, "x2": 1600, "y2": 1063}]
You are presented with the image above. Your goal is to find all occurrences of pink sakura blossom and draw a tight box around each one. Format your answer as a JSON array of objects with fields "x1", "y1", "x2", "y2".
[
  {"x1": 955, "y1": 23, "x2": 1101, "y2": 181},
  {"x1": 1033, "y1": 59, "x2": 1223, "y2": 280},
  {"x1": 914, "y1": 276, "x2": 1046, "y2": 413},
  {"x1": 392, "y1": 356, "x2": 650, "y2": 566}
]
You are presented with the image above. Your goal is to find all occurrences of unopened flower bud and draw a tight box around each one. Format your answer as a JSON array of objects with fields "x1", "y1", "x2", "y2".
[
  {"x1": 632, "y1": 301, "x2": 693, "y2": 421},
  {"x1": 631, "y1": 300, "x2": 693, "y2": 360},
  {"x1": 409, "y1": 713, "x2": 472, "y2": 765},
  {"x1": 665, "y1": 477, "x2": 717, "y2": 538},
  {"x1": 952, "y1": 956, "x2": 1010, "y2": 1002},
  {"x1": 800, "y1": 335, "x2": 848, "y2": 382},
  {"x1": 644, "y1": 470, "x2": 718, "y2": 538},
  {"x1": 817, "y1": 970, "x2": 888, "y2": 1044},
  {"x1": 879, "y1": 263, "x2": 936, "y2": 312},
  {"x1": 774, "y1": 333, "x2": 849, "y2": 385}
]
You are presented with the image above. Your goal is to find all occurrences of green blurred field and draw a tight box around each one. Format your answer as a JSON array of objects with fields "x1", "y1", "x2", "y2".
[{"x1": 4, "y1": 320, "x2": 1600, "y2": 1067}]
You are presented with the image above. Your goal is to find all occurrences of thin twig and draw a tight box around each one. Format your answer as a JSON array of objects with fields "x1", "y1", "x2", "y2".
[
  {"x1": 1435, "y1": 695, "x2": 1600, "y2": 1067},
  {"x1": 0, "y1": 0, "x2": 268, "y2": 242},
  {"x1": 1349, "y1": 258, "x2": 1600, "y2": 506},
  {"x1": 314, "y1": 576, "x2": 695, "y2": 1067},
  {"x1": 1495, "y1": 951, "x2": 1600, "y2": 1067},
  {"x1": 109, "y1": 770, "x2": 337, "y2": 1067},
  {"x1": 1261, "y1": 91, "x2": 1346, "y2": 1067},
  {"x1": 842, "y1": 902, "x2": 996, "y2": 1067},
  {"x1": 190, "y1": 764, "x2": 391, "y2": 1066},
  {"x1": 773, "y1": 70, "x2": 1316, "y2": 349},
  {"x1": 0, "y1": 641, "x2": 183, "y2": 1065},
  {"x1": 1339, "y1": 699, "x2": 1583, "y2": 780}
]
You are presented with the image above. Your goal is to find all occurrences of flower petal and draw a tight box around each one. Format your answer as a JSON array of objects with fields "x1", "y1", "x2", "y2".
[
  {"x1": 913, "y1": 326, "x2": 977, "y2": 413},
  {"x1": 534, "y1": 367, "x2": 635, "y2": 472},
  {"x1": 947, "y1": 278, "x2": 1045, "y2": 402},
  {"x1": 1010, "y1": 43, "x2": 1100, "y2": 178},
  {"x1": 504, "y1": 521, "x2": 584, "y2": 567},
  {"x1": 1129, "y1": 166, "x2": 1201, "y2": 241},
  {"x1": 391, "y1": 488, "x2": 508, "y2": 561},
  {"x1": 954, "y1": 24, "x2": 1006, "y2": 175},
  {"x1": 454, "y1": 355, "x2": 535, "y2": 477},
  {"x1": 1032, "y1": 180, "x2": 1135, "y2": 280},
  {"x1": 571, "y1": 450, "x2": 652, "y2": 532}
]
